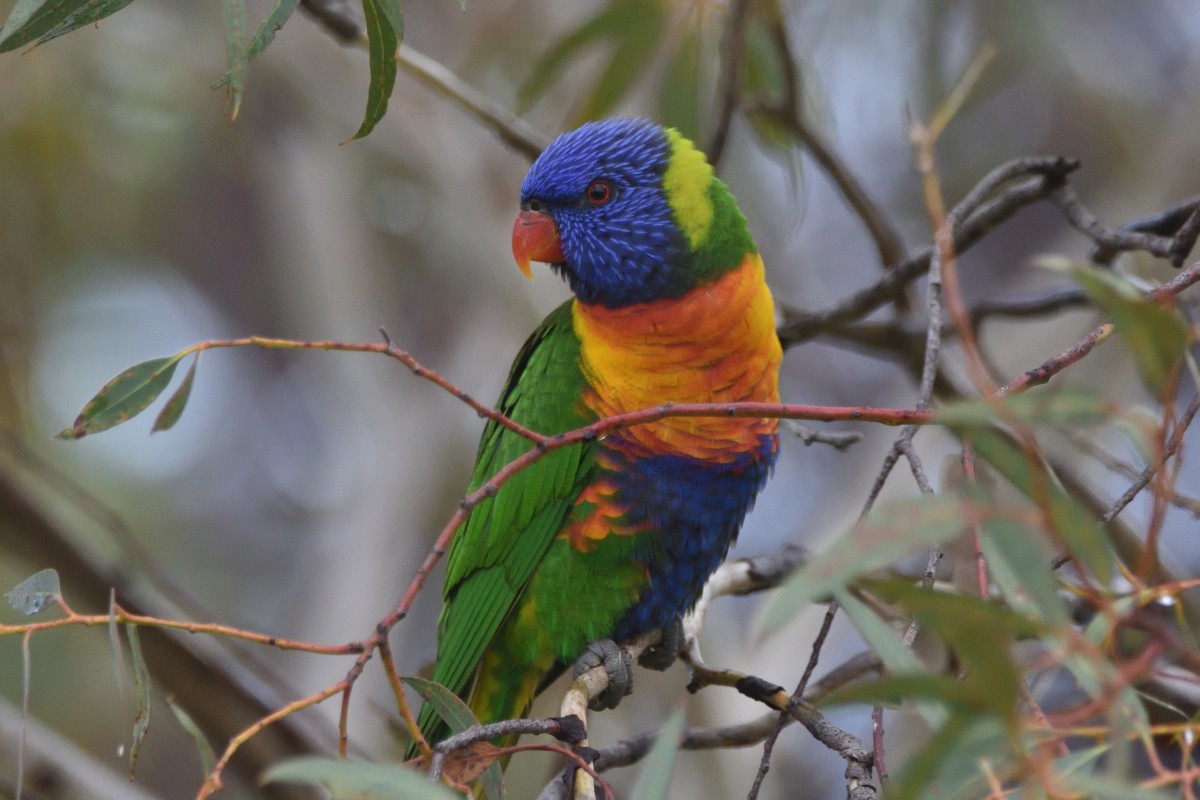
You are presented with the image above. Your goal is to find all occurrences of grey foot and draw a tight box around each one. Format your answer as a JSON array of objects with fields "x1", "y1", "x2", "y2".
[
  {"x1": 638, "y1": 619, "x2": 684, "y2": 672},
  {"x1": 573, "y1": 639, "x2": 633, "y2": 711}
]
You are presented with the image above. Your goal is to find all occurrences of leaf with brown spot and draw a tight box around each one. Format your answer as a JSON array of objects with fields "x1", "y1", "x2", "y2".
[
  {"x1": 56, "y1": 354, "x2": 184, "y2": 440},
  {"x1": 441, "y1": 740, "x2": 504, "y2": 788}
]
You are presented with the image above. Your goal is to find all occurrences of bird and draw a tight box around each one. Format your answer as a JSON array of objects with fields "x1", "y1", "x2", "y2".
[{"x1": 412, "y1": 117, "x2": 781, "y2": 762}]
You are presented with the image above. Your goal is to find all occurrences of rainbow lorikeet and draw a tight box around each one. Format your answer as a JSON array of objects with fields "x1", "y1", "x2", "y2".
[{"x1": 414, "y1": 118, "x2": 781, "y2": 754}]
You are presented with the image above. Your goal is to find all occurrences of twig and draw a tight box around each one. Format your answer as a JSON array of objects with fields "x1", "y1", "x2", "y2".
[
  {"x1": 755, "y1": 7, "x2": 906, "y2": 269},
  {"x1": 1087, "y1": 193, "x2": 1200, "y2": 266},
  {"x1": 1102, "y1": 393, "x2": 1200, "y2": 526},
  {"x1": 777, "y1": 157, "x2": 1080, "y2": 347},
  {"x1": 781, "y1": 420, "x2": 863, "y2": 450},
  {"x1": 428, "y1": 715, "x2": 586, "y2": 781},
  {"x1": 537, "y1": 650, "x2": 883, "y2": 800}
]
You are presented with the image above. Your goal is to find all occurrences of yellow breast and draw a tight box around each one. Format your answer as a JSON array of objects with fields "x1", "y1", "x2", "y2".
[{"x1": 571, "y1": 253, "x2": 781, "y2": 463}]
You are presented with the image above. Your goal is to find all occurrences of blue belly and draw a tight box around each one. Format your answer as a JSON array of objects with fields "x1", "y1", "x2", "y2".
[{"x1": 608, "y1": 435, "x2": 777, "y2": 641}]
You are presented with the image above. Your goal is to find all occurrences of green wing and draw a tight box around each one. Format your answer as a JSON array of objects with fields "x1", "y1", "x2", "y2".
[{"x1": 422, "y1": 300, "x2": 594, "y2": 731}]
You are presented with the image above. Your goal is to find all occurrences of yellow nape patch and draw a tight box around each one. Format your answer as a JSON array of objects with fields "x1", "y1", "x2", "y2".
[{"x1": 663, "y1": 129, "x2": 714, "y2": 249}]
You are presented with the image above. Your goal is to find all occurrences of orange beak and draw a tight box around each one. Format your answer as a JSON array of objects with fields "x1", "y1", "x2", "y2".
[{"x1": 511, "y1": 210, "x2": 564, "y2": 280}]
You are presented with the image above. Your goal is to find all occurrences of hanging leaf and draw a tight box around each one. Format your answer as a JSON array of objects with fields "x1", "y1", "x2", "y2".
[
  {"x1": 214, "y1": 0, "x2": 301, "y2": 89},
  {"x1": 401, "y1": 676, "x2": 503, "y2": 800},
  {"x1": 517, "y1": 0, "x2": 663, "y2": 114},
  {"x1": 262, "y1": 756, "x2": 461, "y2": 799},
  {"x1": 658, "y1": 28, "x2": 702, "y2": 142},
  {"x1": 56, "y1": 354, "x2": 184, "y2": 439},
  {"x1": 127, "y1": 624, "x2": 152, "y2": 779},
  {"x1": 0, "y1": 0, "x2": 137, "y2": 53},
  {"x1": 5, "y1": 568, "x2": 61, "y2": 616},
  {"x1": 152, "y1": 356, "x2": 198, "y2": 433},
  {"x1": 166, "y1": 696, "x2": 217, "y2": 780},
  {"x1": 575, "y1": 3, "x2": 666, "y2": 124},
  {"x1": 1072, "y1": 265, "x2": 1190, "y2": 395},
  {"x1": 221, "y1": 0, "x2": 247, "y2": 120},
  {"x1": 108, "y1": 590, "x2": 127, "y2": 698},
  {"x1": 346, "y1": 0, "x2": 403, "y2": 141}
]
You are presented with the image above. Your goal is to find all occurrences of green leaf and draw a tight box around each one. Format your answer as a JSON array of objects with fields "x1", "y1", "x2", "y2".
[
  {"x1": 956, "y1": 424, "x2": 1113, "y2": 583},
  {"x1": 834, "y1": 590, "x2": 944, "y2": 728},
  {"x1": 221, "y1": 0, "x2": 248, "y2": 120},
  {"x1": 936, "y1": 387, "x2": 1110, "y2": 428},
  {"x1": 262, "y1": 757, "x2": 460, "y2": 799},
  {"x1": 152, "y1": 356, "x2": 197, "y2": 433},
  {"x1": 127, "y1": 624, "x2": 151, "y2": 779},
  {"x1": 0, "y1": 0, "x2": 136, "y2": 53},
  {"x1": 629, "y1": 707, "x2": 685, "y2": 800},
  {"x1": 166, "y1": 696, "x2": 217, "y2": 780},
  {"x1": 756, "y1": 495, "x2": 976, "y2": 638},
  {"x1": 108, "y1": 591, "x2": 126, "y2": 698},
  {"x1": 212, "y1": 0, "x2": 301, "y2": 89},
  {"x1": 56, "y1": 354, "x2": 184, "y2": 439},
  {"x1": 401, "y1": 676, "x2": 502, "y2": 800},
  {"x1": 1073, "y1": 265, "x2": 1189, "y2": 394},
  {"x1": 5, "y1": 568, "x2": 61, "y2": 616},
  {"x1": 575, "y1": 4, "x2": 665, "y2": 123},
  {"x1": 870, "y1": 581, "x2": 1040, "y2": 717},
  {"x1": 517, "y1": 0, "x2": 662, "y2": 113},
  {"x1": 891, "y1": 714, "x2": 1009, "y2": 800},
  {"x1": 347, "y1": 0, "x2": 402, "y2": 141},
  {"x1": 980, "y1": 518, "x2": 1071, "y2": 628},
  {"x1": 658, "y1": 28, "x2": 702, "y2": 143}
]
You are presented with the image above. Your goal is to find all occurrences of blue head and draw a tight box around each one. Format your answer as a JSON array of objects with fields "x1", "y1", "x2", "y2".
[{"x1": 512, "y1": 118, "x2": 754, "y2": 308}]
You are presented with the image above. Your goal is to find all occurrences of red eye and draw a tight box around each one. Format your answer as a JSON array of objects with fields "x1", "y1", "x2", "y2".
[{"x1": 585, "y1": 180, "x2": 612, "y2": 205}]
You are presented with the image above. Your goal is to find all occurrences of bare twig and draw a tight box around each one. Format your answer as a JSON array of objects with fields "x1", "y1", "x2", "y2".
[
  {"x1": 782, "y1": 420, "x2": 863, "y2": 450},
  {"x1": 777, "y1": 157, "x2": 1080, "y2": 347},
  {"x1": 1102, "y1": 392, "x2": 1200, "y2": 526}
]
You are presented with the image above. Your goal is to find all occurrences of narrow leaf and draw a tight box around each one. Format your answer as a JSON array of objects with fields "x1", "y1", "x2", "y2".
[
  {"x1": 346, "y1": 0, "x2": 401, "y2": 141},
  {"x1": 262, "y1": 756, "x2": 460, "y2": 799},
  {"x1": 152, "y1": 356, "x2": 198, "y2": 433},
  {"x1": 402, "y1": 676, "x2": 502, "y2": 800},
  {"x1": 658, "y1": 28, "x2": 702, "y2": 143},
  {"x1": 108, "y1": 590, "x2": 127, "y2": 699},
  {"x1": 213, "y1": 0, "x2": 300, "y2": 90},
  {"x1": 5, "y1": 568, "x2": 61, "y2": 616},
  {"x1": 956, "y1": 425, "x2": 1113, "y2": 582},
  {"x1": 0, "y1": 0, "x2": 136, "y2": 53},
  {"x1": 1073, "y1": 265, "x2": 1189, "y2": 394},
  {"x1": 576, "y1": 4, "x2": 665, "y2": 123},
  {"x1": 936, "y1": 387, "x2": 1110, "y2": 428},
  {"x1": 221, "y1": 0, "x2": 248, "y2": 120},
  {"x1": 18, "y1": 630, "x2": 31, "y2": 796},
  {"x1": 57, "y1": 354, "x2": 184, "y2": 439},
  {"x1": 166, "y1": 696, "x2": 216, "y2": 779},
  {"x1": 127, "y1": 624, "x2": 151, "y2": 779},
  {"x1": 981, "y1": 518, "x2": 1071, "y2": 628},
  {"x1": 629, "y1": 707, "x2": 685, "y2": 800},
  {"x1": 756, "y1": 495, "x2": 975, "y2": 638},
  {"x1": 517, "y1": 0, "x2": 657, "y2": 112}
]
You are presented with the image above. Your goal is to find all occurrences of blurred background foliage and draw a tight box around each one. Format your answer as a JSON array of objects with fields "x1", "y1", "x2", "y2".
[{"x1": 0, "y1": 0, "x2": 1198, "y2": 798}]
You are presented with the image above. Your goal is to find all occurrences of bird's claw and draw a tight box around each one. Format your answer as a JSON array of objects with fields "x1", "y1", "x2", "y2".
[
  {"x1": 573, "y1": 639, "x2": 633, "y2": 711},
  {"x1": 638, "y1": 619, "x2": 684, "y2": 672}
]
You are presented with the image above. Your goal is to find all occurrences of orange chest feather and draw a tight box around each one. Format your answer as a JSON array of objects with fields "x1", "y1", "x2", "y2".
[{"x1": 571, "y1": 254, "x2": 781, "y2": 462}]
